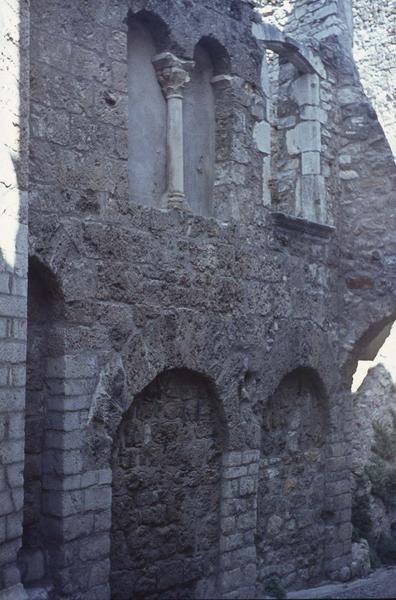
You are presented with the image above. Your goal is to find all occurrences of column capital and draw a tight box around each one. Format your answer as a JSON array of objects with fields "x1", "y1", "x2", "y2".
[{"x1": 153, "y1": 52, "x2": 195, "y2": 99}]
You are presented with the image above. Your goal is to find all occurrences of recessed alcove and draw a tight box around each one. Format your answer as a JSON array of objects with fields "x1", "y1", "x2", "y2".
[
  {"x1": 128, "y1": 13, "x2": 167, "y2": 208},
  {"x1": 257, "y1": 368, "x2": 328, "y2": 591},
  {"x1": 110, "y1": 368, "x2": 225, "y2": 599},
  {"x1": 183, "y1": 42, "x2": 216, "y2": 217}
]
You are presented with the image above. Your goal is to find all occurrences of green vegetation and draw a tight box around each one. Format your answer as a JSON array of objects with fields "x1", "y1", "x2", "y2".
[
  {"x1": 366, "y1": 460, "x2": 396, "y2": 508},
  {"x1": 372, "y1": 410, "x2": 396, "y2": 461},
  {"x1": 352, "y1": 491, "x2": 373, "y2": 540}
]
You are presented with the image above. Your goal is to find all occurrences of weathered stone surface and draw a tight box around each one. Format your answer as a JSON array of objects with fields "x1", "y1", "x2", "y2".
[
  {"x1": 0, "y1": 0, "x2": 395, "y2": 598},
  {"x1": 286, "y1": 122, "x2": 322, "y2": 155}
]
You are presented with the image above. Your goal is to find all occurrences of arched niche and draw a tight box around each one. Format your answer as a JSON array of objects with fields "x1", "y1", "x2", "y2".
[
  {"x1": 183, "y1": 42, "x2": 216, "y2": 217},
  {"x1": 127, "y1": 11, "x2": 167, "y2": 208},
  {"x1": 184, "y1": 37, "x2": 230, "y2": 218},
  {"x1": 256, "y1": 367, "x2": 328, "y2": 591},
  {"x1": 110, "y1": 368, "x2": 226, "y2": 599},
  {"x1": 18, "y1": 257, "x2": 64, "y2": 594}
]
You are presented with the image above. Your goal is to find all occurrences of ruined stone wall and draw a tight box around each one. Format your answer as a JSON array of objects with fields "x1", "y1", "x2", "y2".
[
  {"x1": 23, "y1": 0, "x2": 352, "y2": 597},
  {"x1": 352, "y1": 365, "x2": 396, "y2": 569},
  {"x1": 352, "y1": 0, "x2": 396, "y2": 158},
  {"x1": 0, "y1": 0, "x2": 396, "y2": 599},
  {"x1": 353, "y1": 365, "x2": 396, "y2": 473},
  {"x1": 0, "y1": 1, "x2": 29, "y2": 598},
  {"x1": 337, "y1": 49, "x2": 396, "y2": 369},
  {"x1": 253, "y1": 0, "x2": 352, "y2": 44}
]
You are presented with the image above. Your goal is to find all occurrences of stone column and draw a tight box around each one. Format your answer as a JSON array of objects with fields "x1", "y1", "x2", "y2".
[{"x1": 153, "y1": 52, "x2": 194, "y2": 211}]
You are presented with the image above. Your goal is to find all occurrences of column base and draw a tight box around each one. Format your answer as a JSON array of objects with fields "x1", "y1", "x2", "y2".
[
  {"x1": 0, "y1": 584, "x2": 28, "y2": 600},
  {"x1": 167, "y1": 193, "x2": 191, "y2": 212}
]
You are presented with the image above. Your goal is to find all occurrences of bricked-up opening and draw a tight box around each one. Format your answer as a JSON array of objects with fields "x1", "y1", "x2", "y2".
[
  {"x1": 127, "y1": 12, "x2": 167, "y2": 208},
  {"x1": 257, "y1": 368, "x2": 328, "y2": 592},
  {"x1": 18, "y1": 258, "x2": 64, "y2": 593},
  {"x1": 110, "y1": 368, "x2": 226, "y2": 599}
]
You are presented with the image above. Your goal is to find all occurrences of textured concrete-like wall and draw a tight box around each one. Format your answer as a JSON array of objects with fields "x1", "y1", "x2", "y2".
[{"x1": 0, "y1": 1, "x2": 29, "y2": 597}]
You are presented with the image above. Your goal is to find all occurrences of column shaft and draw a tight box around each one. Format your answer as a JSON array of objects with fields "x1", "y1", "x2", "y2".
[{"x1": 153, "y1": 52, "x2": 194, "y2": 211}]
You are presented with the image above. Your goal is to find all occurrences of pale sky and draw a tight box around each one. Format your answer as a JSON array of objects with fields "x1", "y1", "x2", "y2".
[{"x1": 352, "y1": 322, "x2": 396, "y2": 392}]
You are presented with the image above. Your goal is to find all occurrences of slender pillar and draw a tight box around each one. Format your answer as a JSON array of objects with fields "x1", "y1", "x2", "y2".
[{"x1": 153, "y1": 52, "x2": 194, "y2": 211}]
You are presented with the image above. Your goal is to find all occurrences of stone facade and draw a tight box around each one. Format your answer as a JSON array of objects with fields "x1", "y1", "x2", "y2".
[{"x1": 0, "y1": 0, "x2": 395, "y2": 599}]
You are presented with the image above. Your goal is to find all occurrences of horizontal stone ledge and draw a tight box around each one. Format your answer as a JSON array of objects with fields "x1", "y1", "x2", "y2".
[{"x1": 268, "y1": 211, "x2": 335, "y2": 240}]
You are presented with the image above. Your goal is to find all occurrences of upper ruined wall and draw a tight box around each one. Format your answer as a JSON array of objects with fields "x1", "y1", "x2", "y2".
[
  {"x1": 252, "y1": 0, "x2": 395, "y2": 160},
  {"x1": 252, "y1": 0, "x2": 353, "y2": 44},
  {"x1": 352, "y1": 0, "x2": 396, "y2": 158}
]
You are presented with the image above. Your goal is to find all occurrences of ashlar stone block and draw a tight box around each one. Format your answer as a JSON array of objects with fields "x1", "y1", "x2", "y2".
[
  {"x1": 291, "y1": 73, "x2": 320, "y2": 107},
  {"x1": 301, "y1": 105, "x2": 328, "y2": 124},
  {"x1": 253, "y1": 121, "x2": 271, "y2": 155},
  {"x1": 302, "y1": 152, "x2": 321, "y2": 175},
  {"x1": 286, "y1": 121, "x2": 321, "y2": 155},
  {"x1": 296, "y1": 174, "x2": 326, "y2": 222}
]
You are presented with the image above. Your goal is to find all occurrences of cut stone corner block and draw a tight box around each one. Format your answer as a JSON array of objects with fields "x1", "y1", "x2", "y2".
[
  {"x1": 291, "y1": 73, "x2": 320, "y2": 107},
  {"x1": 286, "y1": 121, "x2": 321, "y2": 155}
]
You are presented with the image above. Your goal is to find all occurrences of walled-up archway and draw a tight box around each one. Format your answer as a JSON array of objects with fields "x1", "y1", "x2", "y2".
[
  {"x1": 18, "y1": 257, "x2": 64, "y2": 593},
  {"x1": 110, "y1": 368, "x2": 226, "y2": 599},
  {"x1": 257, "y1": 367, "x2": 328, "y2": 590}
]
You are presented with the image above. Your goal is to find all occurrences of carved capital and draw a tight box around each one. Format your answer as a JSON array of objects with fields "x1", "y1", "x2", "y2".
[{"x1": 153, "y1": 52, "x2": 195, "y2": 99}]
